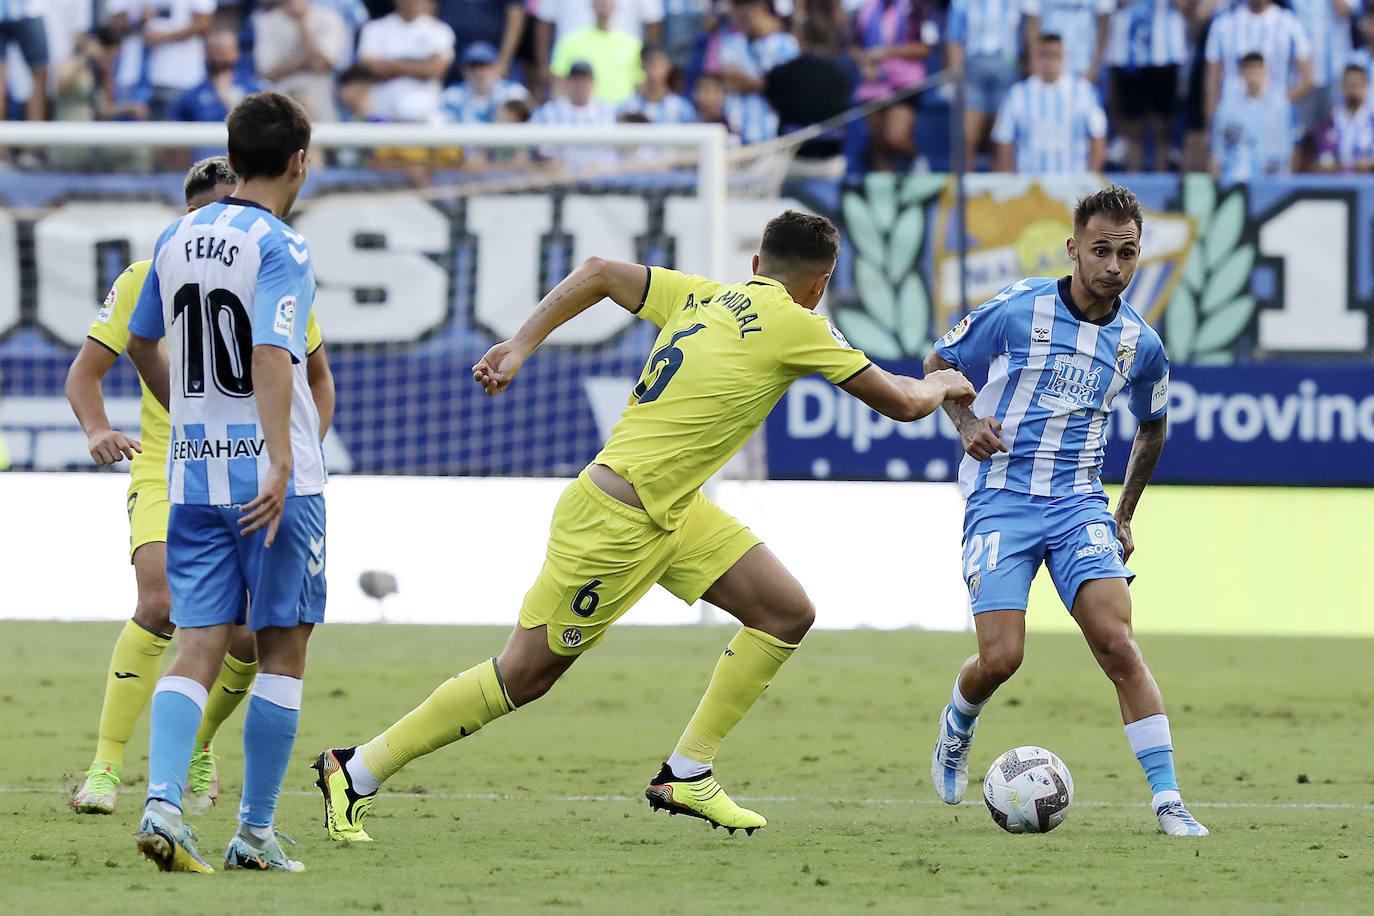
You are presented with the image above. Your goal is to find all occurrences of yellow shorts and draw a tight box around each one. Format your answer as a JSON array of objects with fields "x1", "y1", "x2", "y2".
[
  {"x1": 519, "y1": 470, "x2": 761, "y2": 655},
  {"x1": 127, "y1": 473, "x2": 170, "y2": 561}
]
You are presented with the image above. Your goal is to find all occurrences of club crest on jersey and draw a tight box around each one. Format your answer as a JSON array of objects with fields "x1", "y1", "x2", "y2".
[
  {"x1": 98, "y1": 286, "x2": 117, "y2": 323},
  {"x1": 273, "y1": 295, "x2": 297, "y2": 337},
  {"x1": 942, "y1": 316, "x2": 971, "y2": 346},
  {"x1": 561, "y1": 627, "x2": 584, "y2": 648},
  {"x1": 827, "y1": 321, "x2": 852, "y2": 349},
  {"x1": 1115, "y1": 344, "x2": 1137, "y2": 377},
  {"x1": 1038, "y1": 353, "x2": 1104, "y2": 413}
]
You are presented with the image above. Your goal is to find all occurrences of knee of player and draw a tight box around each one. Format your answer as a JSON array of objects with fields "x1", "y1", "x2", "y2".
[
  {"x1": 980, "y1": 644, "x2": 1023, "y2": 682},
  {"x1": 1094, "y1": 632, "x2": 1144, "y2": 675},
  {"x1": 133, "y1": 588, "x2": 173, "y2": 633}
]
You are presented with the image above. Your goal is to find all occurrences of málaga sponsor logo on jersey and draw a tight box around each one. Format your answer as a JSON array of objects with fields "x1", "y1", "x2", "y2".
[
  {"x1": 1038, "y1": 353, "x2": 1105, "y2": 413},
  {"x1": 931, "y1": 177, "x2": 1193, "y2": 333}
]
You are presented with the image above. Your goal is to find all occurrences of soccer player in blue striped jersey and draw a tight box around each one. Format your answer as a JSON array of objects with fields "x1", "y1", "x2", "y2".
[
  {"x1": 1204, "y1": 0, "x2": 1314, "y2": 126},
  {"x1": 1021, "y1": 0, "x2": 1112, "y2": 80},
  {"x1": 992, "y1": 34, "x2": 1107, "y2": 173},
  {"x1": 1107, "y1": 0, "x2": 1191, "y2": 171},
  {"x1": 716, "y1": 0, "x2": 800, "y2": 144},
  {"x1": 945, "y1": 0, "x2": 1023, "y2": 169},
  {"x1": 125, "y1": 91, "x2": 327, "y2": 872},
  {"x1": 925, "y1": 185, "x2": 1209, "y2": 838}
]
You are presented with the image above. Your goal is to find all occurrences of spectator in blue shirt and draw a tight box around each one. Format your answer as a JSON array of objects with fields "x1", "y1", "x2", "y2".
[
  {"x1": 621, "y1": 44, "x2": 697, "y2": 122},
  {"x1": 1211, "y1": 51, "x2": 1297, "y2": 183},
  {"x1": 169, "y1": 29, "x2": 267, "y2": 124},
  {"x1": 440, "y1": 40, "x2": 530, "y2": 122}
]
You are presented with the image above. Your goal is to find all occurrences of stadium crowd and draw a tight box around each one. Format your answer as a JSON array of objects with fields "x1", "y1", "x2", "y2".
[{"x1": 1, "y1": 0, "x2": 1373, "y2": 176}]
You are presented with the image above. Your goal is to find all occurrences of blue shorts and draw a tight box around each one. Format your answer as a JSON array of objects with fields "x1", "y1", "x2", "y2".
[
  {"x1": 0, "y1": 17, "x2": 49, "y2": 69},
  {"x1": 961, "y1": 489, "x2": 1134, "y2": 614},
  {"x1": 965, "y1": 55, "x2": 1018, "y2": 115},
  {"x1": 167, "y1": 495, "x2": 326, "y2": 631}
]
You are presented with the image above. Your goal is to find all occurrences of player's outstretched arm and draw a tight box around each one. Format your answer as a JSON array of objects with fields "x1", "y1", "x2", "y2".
[
  {"x1": 65, "y1": 339, "x2": 141, "y2": 465},
  {"x1": 240, "y1": 345, "x2": 294, "y2": 546},
  {"x1": 1113, "y1": 416, "x2": 1167, "y2": 562},
  {"x1": 125, "y1": 333, "x2": 172, "y2": 413},
  {"x1": 473, "y1": 257, "x2": 649, "y2": 395},
  {"x1": 924, "y1": 350, "x2": 1007, "y2": 461},
  {"x1": 307, "y1": 344, "x2": 336, "y2": 440},
  {"x1": 839, "y1": 364, "x2": 976, "y2": 422}
]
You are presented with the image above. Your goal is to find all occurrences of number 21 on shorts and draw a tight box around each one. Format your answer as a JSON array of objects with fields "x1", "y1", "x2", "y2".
[{"x1": 964, "y1": 531, "x2": 1001, "y2": 578}]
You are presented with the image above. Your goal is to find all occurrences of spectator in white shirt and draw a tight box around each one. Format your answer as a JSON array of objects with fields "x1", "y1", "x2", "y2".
[
  {"x1": 1021, "y1": 0, "x2": 1112, "y2": 81},
  {"x1": 1204, "y1": 0, "x2": 1314, "y2": 127},
  {"x1": 532, "y1": 59, "x2": 620, "y2": 171},
  {"x1": 993, "y1": 32, "x2": 1108, "y2": 172},
  {"x1": 255, "y1": 0, "x2": 348, "y2": 123},
  {"x1": 142, "y1": 0, "x2": 215, "y2": 119},
  {"x1": 357, "y1": 0, "x2": 456, "y2": 122}
]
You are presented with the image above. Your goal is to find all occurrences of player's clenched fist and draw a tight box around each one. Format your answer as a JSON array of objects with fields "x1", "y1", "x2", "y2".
[
  {"x1": 472, "y1": 340, "x2": 527, "y2": 395},
  {"x1": 88, "y1": 429, "x2": 142, "y2": 465},
  {"x1": 927, "y1": 368, "x2": 977, "y2": 408},
  {"x1": 958, "y1": 415, "x2": 1007, "y2": 461}
]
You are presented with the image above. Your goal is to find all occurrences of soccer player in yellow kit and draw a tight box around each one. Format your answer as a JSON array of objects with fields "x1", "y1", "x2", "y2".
[
  {"x1": 66, "y1": 157, "x2": 334, "y2": 815},
  {"x1": 314, "y1": 210, "x2": 975, "y2": 839}
]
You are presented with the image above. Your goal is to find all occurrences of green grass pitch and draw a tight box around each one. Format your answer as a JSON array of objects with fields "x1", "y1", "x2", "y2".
[{"x1": 1, "y1": 621, "x2": 1370, "y2": 914}]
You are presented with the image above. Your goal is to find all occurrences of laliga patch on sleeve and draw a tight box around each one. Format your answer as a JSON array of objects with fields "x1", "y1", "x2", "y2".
[
  {"x1": 97, "y1": 286, "x2": 117, "y2": 323},
  {"x1": 826, "y1": 320, "x2": 852, "y2": 349},
  {"x1": 941, "y1": 316, "x2": 971, "y2": 347},
  {"x1": 273, "y1": 295, "x2": 297, "y2": 338},
  {"x1": 1150, "y1": 372, "x2": 1169, "y2": 414}
]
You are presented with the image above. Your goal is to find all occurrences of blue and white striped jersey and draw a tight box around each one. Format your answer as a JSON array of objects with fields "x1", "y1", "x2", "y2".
[
  {"x1": 1316, "y1": 101, "x2": 1374, "y2": 169},
  {"x1": 1020, "y1": 0, "x2": 1115, "y2": 76},
  {"x1": 1289, "y1": 0, "x2": 1359, "y2": 87},
  {"x1": 1107, "y1": 0, "x2": 1189, "y2": 68},
  {"x1": 946, "y1": 0, "x2": 1022, "y2": 59},
  {"x1": 1210, "y1": 89, "x2": 1296, "y2": 182},
  {"x1": 1205, "y1": 4, "x2": 1313, "y2": 95},
  {"x1": 935, "y1": 276, "x2": 1169, "y2": 499},
  {"x1": 439, "y1": 78, "x2": 529, "y2": 123},
  {"x1": 127, "y1": 198, "x2": 325, "y2": 506},
  {"x1": 991, "y1": 74, "x2": 1108, "y2": 172},
  {"x1": 531, "y1": 97, "x2": 620, "y2": 171},
  {"x1": 620, "y1": 91, "x2": 697, "y2": 123},
  {"x1": 0, "y1": 0, "x2": 41, "y2": 20},
  {"x1": 717, "y1": 29, "x2": 799, "y2": 144}
]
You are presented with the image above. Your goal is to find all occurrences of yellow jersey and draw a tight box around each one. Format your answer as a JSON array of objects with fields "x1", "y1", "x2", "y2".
[
  {"x1": 86, "y1": 259, "x2": 324, "y2": 483},
  {"x1": 595, "y1": 267, "x2": 871, "y2": 530}
]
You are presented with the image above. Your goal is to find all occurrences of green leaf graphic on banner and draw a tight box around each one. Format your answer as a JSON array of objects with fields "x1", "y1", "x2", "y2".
[
  {"x1": 897, "y1": 274, "x2": 930, "y2": 353},
  {"x1": 1182, "y1": 173, "x2": 1216, "y2": 227},
  {"x1": 1202, "y1": 248, "x2": 1254, "y2": 314},
  {"x1": 1193, "y1": 297, "x2": 1255, "y2": 353},
  {"x1": 1182, "y1": 247, "x2": 1206, "y2": 294},
  {"x1": 1204, "y1": 192, "x2": 1245, "y2": 269},
  {"x1": 865, "y1": 172, "x2": 898, "y2": 230},
  {"x1": 834, "y1": 308, "x2": 901, "y2": 360},
  {"x1": 843, "y1": 192, "x2": 885, "y2": 264},
  {"x1": 855, "y1": 257, "x2": 897, "y2": 327},
  {"x1": 887, "y1": 207, "x2": 924, "y2": 282},
  {"x1": 900, "y1": 172, "x2": 948, "y2": 205},
  {"x1": 1166, "y1": 285, "x2": 1197, "y2": 361}
]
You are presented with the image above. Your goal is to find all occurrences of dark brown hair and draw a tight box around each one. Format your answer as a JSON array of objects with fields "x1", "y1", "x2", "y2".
[
  {"x1": 760, "y1": 210, "x2": 840, "y2": 270},
  {"x1": 1073, "y1": 184, "x2": 1144, "y2": 236},
  {"x1": 227, "y1": 91, "x2": 312, "y2": 182}
]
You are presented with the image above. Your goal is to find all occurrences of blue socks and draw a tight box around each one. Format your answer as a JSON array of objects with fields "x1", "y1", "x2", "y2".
[
  {"x1": 145, "y1": 676, "x2": 208, "y2": 811},
  {"x1": 1124, "y1": 714, "x2": 1181, "y2": 808},
  {"x1": 948, "y1": 676, "x2": 985, "y2": 733},
  {"x1": 239, "y1": 674, "x2": 303, "y2": 829}
]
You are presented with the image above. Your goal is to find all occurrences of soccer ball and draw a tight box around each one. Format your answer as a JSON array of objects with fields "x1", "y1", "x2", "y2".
[{"x1": 982, "y1": 746, "x2": 1074, "y2": 834}]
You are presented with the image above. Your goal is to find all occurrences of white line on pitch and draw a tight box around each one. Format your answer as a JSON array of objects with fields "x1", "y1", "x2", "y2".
[{"x1": 6, "y1": 786, "x2": 1371, "y2": 811}]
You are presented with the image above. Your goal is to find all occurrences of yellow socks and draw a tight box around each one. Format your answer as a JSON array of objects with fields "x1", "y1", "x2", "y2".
[
  {"x1": 93, "y1": 619, "x2": 171, "y2": 767},
  {"x1": 196, "y1": 653, "x2": 258, "y2": 745},
  {"x1": 673, "y1": 627, "x2": 798, "y2": 768},
  {"x1": 359, "y1": 658, "x2": 514, "y2": 784}
]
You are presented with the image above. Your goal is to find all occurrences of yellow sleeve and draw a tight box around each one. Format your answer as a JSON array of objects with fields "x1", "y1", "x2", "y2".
[
  {"x1": 85, "y1": 261, "x2": 150, "y2": 356},
  {"x1": 305, "y1": 308, "x2": 323, "y2": 355},
  {"x1": 777, "y1": 310, "x2": 872, "y2": 384},
  {"x1": 638, "y1": 266, "x2": 722, "y2": 328}
]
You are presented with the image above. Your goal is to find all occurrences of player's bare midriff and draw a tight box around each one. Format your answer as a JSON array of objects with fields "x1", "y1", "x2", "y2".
[{"x1": 588, "y1": 463, "x2": 645, "y2": 510}]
